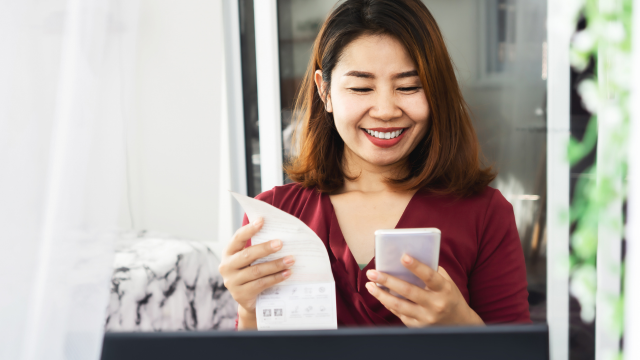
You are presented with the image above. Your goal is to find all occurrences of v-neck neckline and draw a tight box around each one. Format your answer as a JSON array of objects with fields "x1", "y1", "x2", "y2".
[{"x1": 323, "y1": 191, "x2": 420, "y2": 275}]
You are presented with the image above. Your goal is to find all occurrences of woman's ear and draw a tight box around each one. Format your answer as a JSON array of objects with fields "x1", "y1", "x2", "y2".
[{"x1": 314, "y1": 70, "x2": 333, "y2": 113}]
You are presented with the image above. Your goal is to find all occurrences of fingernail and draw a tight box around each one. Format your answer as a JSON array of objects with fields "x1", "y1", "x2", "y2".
[
  {"x1": 366, "y1": 269, "x2": 378, "y2": 281},
  {"x1": 365, "y1": 282, "x2": 376, "y2": 294},
  {"x1": 252, "y1": 218, "x2": 263, "y2": 227},
  {"x1": 283, "y1": 256, "x2": 295, "y2": 266},
  {"x1": 282, "y1": 270, "x2": 292, "y2": 278},
  {"x1": 271, "y1": 239, "x2": 282, "y2": 250},
  {"x1": 402, "y1": 254, "x2": 413, "y2": 264}
]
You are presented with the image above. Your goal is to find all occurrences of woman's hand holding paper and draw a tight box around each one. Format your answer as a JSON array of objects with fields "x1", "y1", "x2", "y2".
[
  {"x1": 218, "y1": 217, "x2": 295, "y2": 329},
  {"x1": 365, "y1": 255, "x2": 484, "y2": 327}
]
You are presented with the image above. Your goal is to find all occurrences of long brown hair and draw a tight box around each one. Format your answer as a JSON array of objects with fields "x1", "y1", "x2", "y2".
[{"x1": 285, "y1": 0, "x2": 495, "y2": 197}]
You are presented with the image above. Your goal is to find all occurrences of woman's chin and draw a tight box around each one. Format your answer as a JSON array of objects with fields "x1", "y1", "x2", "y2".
[
  {"x1": 346, "y1": 143, "x2": 411, "y2": 169},
  {"x1": 362, "y1": 154, "x2": 406, "y2": 168}
]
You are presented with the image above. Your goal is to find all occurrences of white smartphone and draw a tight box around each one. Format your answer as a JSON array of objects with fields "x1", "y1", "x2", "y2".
[{"x1": 375, "y1": 228, "x2": 441, "y2": 292}]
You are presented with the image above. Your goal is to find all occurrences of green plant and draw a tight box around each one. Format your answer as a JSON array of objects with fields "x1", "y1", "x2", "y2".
[{"x1": 566, "y1": 0, "x2": 632, "y2": 356}]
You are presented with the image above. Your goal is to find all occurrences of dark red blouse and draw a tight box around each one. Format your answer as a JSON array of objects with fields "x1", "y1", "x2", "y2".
[{"x1": 242, "y1": 183, "x2": 530, "y2": 326}]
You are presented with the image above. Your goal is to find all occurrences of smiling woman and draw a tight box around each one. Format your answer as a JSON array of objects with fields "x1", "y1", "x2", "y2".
[
  {"x1": 313, "y1": 34, "x2": 430, "y2": 175},
  {"x1": 220, "y1": 0, "x2": 530, "y2": 330},
  {"x1": 286, "y1": 0, "x2": 495, "y2": 196}
]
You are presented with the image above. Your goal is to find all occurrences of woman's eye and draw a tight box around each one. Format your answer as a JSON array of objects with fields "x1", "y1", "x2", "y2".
[
  {"x1": 398, "y1": 87, "x2": 421, "y2": 92},
  {"x1": 349, "y1": 88, "x2": 372, "y2": 93}
]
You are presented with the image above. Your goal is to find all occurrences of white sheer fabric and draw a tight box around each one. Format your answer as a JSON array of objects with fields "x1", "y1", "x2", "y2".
[{"x1": 0, "y1": 0, "x2": 139, "y2": 359}]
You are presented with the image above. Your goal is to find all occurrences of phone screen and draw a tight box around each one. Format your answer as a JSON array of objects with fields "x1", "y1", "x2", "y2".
[{"x1": 374, "y1": 228, "x2": 441, "y2": 294}]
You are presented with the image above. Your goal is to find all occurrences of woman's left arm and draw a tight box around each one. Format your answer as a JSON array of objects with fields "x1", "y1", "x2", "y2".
[{"x1": 365, "y1": 256, "x2": 484, "y2": 327}]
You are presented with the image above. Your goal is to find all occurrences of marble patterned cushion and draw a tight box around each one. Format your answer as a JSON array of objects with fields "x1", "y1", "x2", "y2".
[{"x1": 105, "y1": 234, "x2": 237, "y2": 331}]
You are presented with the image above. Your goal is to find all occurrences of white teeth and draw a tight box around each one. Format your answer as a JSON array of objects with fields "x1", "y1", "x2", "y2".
[{"x1": 365, "y1": 129, "x2": 404, "y2": 139}]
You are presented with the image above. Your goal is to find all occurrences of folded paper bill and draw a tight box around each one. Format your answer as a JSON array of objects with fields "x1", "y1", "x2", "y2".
[{"x1": 231, "y1": 192, "x2": 338, "y2": 330}]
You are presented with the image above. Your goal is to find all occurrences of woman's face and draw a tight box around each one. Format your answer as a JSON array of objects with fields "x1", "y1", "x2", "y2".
[{"x1": 315, "y1": 34, "x2": 430, "y2": 169}]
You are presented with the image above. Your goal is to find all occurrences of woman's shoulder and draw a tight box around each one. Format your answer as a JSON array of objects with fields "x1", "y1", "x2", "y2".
[
  {"x1": 254, "y1": 182, "x2": 322, "y2": 215},
  {"x1": 411, "y1": 186, "x2": 514, "y2": 235},
  {"x1": 471, "y1": 186, "x2": 513, "y2": 213}
]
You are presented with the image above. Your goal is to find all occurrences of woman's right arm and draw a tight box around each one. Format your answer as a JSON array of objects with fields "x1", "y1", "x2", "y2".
[{"x1": 218, "y1": 217, "x2": 295, "y2": 330}]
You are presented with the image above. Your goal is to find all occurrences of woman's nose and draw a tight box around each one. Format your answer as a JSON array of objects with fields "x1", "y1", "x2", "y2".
[{"x1": 369, "y1": 92, "x2": 402, "y2": 121}]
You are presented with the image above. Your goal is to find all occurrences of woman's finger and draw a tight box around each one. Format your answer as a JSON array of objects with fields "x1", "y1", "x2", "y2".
[
  {"x1": 366, "y1": 269, "x2": 426, "y2": 304},
  {"x1": 386, "y1": 307, "x2": 419, "y2": 326},
  {"x1": 399, "y1": 314, "x2": 422, "y2": 328},
  {"x1": 401, "y1": 254, "x2": 445, "y2": 291},
  {"x1": 365, "y1": 282, "x2": 422, "y2": 319},
  {"x1": 227, "y1": 237, "x2": 284, "y2": 270},
  {"x1": 387, "y1": 307, "x2": 401, "y2": 317},
  {"x1": 225, "y1": 217, "x2": 264, "y2": 256},
  {"x1": 438, "y1": 266, "x2": 453, "y2": 281},
  {"x1": 234, "y1": 256, "x2": 295, "y2": 285},
  {"x1": 245, "y1": 269, "x2": 292, "y2": 294},
  {"x1": 386, "y1": 307, "x2": 418, "y2": 324}
]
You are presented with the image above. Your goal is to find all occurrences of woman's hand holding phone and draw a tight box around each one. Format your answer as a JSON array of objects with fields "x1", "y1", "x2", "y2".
[
  {"x1": 218, "y1": 217, "x2": 295, "y2": 330},
  {"x1": 365, "y1": 255, "x2": 484, "y2": 327}
]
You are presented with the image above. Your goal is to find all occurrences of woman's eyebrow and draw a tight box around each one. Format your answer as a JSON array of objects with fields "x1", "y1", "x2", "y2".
[
  {"x1": 343, "y1": 70, "x2": 418, "y2": 79},
  {"x1": 392, "y1": 70, "x2": 418, "y2": 79},
  {"x1": 344, "y1": 70, "x2": 374, "y2": 78}
]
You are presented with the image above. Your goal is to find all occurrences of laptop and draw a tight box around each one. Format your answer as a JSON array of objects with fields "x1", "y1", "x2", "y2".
[{"x1": 102, "y1": 324, "x2": 548, "y2": 360}]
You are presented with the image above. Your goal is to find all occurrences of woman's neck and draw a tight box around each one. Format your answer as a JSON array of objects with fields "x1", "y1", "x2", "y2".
[{"x1": 339, "y1": 147, "x2": 408, "y2": 195}]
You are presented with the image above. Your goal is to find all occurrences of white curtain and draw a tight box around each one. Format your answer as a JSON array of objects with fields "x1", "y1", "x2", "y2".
[{"x1": 0, "y1": 0, "x2": 139, "y2": 359}]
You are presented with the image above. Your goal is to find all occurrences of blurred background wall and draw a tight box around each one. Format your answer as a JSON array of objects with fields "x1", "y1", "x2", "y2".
[{"x1": 119, "y1": 0, "x2": 225, "y2": 245}]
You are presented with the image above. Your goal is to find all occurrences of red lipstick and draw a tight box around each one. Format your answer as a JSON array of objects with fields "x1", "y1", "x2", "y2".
[{"x1": 361, "y1": 128, "x2": 407, "y2": 148}]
